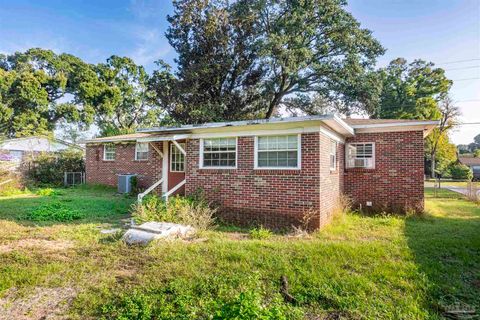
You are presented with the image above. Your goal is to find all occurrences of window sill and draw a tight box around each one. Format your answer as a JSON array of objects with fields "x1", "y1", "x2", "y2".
[
  {"x1": 253, "y1": 169, "x2": 301, "y2": 175},
  {"x1": 345, "y1": 167, "x2": 376, "y2": 172},
  {"x1": 102, "y1": 160, "x2": 115, "y2": 162},
  {"x1": 254, "y1": 167, "x2": 300, "y2": 170},
  {"x1": 134, "y1": 159, "x2": 149, "y2": 162}
]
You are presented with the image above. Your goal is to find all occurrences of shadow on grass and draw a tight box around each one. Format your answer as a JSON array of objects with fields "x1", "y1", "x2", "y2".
[{"x1": 405, "y1": 190, "x2": 480, "y2": 316}]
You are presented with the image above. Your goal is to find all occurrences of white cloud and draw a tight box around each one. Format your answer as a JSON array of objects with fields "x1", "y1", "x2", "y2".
[{"x1": 129, "y1": 27, "x2": 171, "y2": 67}]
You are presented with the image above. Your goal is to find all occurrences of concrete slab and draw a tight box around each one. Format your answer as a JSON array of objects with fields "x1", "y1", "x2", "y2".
[{"x1": 122, "y1": 222, "x2": 195, "y2": 245}]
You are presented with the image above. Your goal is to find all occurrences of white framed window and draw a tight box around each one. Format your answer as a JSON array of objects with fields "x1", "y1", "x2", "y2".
[
  {"x1": 346, "y1": 143, "x2": 375, "y2": 169},
  {"x1": 170, "y1": 143, "x2": 185, "y2": 172},
  {"x1": 330, "y1": 140, "x2": 337, "y2": 171},
  {"x1": 200, "y1": 138, "x2": 237, "y2": 168},
  {"x1": 135, "y1": 142, "x2": 149, "y2": 161},
  {"x1": 255, "y1": 134, "x2": 300, "y2": 169},
  {"x1": 103, "y1": 144, "x2": 116, "y2": 161}
]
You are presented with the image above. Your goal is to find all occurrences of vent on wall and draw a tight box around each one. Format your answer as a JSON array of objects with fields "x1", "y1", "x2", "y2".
[{"x1": 118, "y1": 174, "x2": 137, "y2": 193}]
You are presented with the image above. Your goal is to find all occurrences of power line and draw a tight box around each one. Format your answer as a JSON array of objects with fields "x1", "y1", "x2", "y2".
[
  {"x1": 444, "y1": 65, "x2": 480, "y2": 71},
  {"x1": 451, "y1": 77, "x2": 480, "y2": 81},
  {"x1": 456, "y1": 99, "x2": 480, "y2": 103},
  {"x1": 436, "y1": 58, "x2": 480, "y2": 65}
]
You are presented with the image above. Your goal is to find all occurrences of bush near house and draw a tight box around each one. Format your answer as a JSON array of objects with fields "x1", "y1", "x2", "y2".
[
  {"x1": 27, "y1": 148, "x2": 85, "y2": 185},
  {"x1": 449, "y1": 163, "x2": 473, "y2": 180}
]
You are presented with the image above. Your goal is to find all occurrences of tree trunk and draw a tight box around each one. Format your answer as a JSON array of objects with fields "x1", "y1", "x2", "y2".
[
  {"x1": 265, "y1": 92, "x2": 284, "y2": 119},
  {"x1": 431, "y1": 152, "x2": 436, "y2": 179}
]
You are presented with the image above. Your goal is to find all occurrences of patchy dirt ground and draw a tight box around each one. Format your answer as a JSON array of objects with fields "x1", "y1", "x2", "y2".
[
  {"x1": 0, "y1": 239, "x2": 75, "y2": 254},
  {"x1": 0, "y1": 287, "x2": 77, "y2": 320}
]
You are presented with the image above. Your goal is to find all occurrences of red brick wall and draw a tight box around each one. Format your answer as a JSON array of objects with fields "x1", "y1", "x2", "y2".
[
  {"x1": 344, "y1": 130, "x2": 424, "y2": 213},
  {"x1": 185, "y1": 133, "x2": 322, "y2": 229},
  {"x1": 85, "y1": 142, "x2": 162, "y2": 190},
  {"x1": 318, "y1": 134, "x2": 344, "y2": 228}
]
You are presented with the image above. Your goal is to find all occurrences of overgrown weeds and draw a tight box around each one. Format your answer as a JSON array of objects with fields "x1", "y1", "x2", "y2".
[
  {"x1": 249, "y1": 226, "x2": 273, "y2": 240},
  {"x1": 25, "y1": 201, "x2": 83, "y2": 221},
  {"x1": 131, "y1": 193, "x2": 217, "y2": 230}
]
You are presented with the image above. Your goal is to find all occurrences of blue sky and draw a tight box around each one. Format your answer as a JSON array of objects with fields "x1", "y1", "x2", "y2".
[{"x1": 0, "y1": 0, "x2": 479, "y2": 144}]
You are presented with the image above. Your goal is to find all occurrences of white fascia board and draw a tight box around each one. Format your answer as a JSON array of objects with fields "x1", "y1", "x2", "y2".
[
  {"x1": 136, "y1": 134, "x2": 190, "y2": 143},
  {"x1": 332, "y1": 114, "x2": 355, "y2": 136},
  {"x1": 350, "y1": 120, "x2": 440, "y2": 129},
  {"x1": 84, "y1": 137, "x2": 138, "y2": 144},
  {"x1": 353, "y1": 121, "x2": 440, "y2": 138},
  {"x1": 137, "y1": 115, "x2": 333, "y2": 133},
  {"x1": 320, "y1": 125, "x2": 345, "y2": 143},
  {"x1": 189, "y1": 126, "x2": 321, "y2": 139}
]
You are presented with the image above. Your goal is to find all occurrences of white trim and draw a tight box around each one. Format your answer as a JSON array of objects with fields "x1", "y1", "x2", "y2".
[
  {"x1": 189, "y1": 126, "x2": 320, "y2": 139},
  {"x1": 164, "y1": 179, "x2": 186, "y2": 202},
  {"x1": 103, "y1": 144, "x2": 115, "y2": 161},
  {"x1": 254, "y1": 134, "x2": 301, "y2": 170},
  {"x1": 137, "y1": 178, "x2": 164, "y2": 203},
  {"x1": 170, "y1": 142, "x2": 185, "y2": 172},
  {"x1": 162, "y1": 141, "x2": 169, "y2": 193},
  {"x1": 349, "y1": 120, "x2": 439, "y2": 129},
  {"x1": 87, "y1": 137, "x2": 141, "y2": 144},
  {"x1": 149, "y1": 142, "x2": 164, "y2": 158},
  {"x1": 134, "y1": 142, "x2": 149, "y2": 161},
  {"x1": 345, "y1": 142, "x2": 376, "y2": 169},
  {"x1": 199, "y1": 137, "x2": 238, "y2": 169},
  {"x1": 172, "y1": 140, "x2": 186, "y2": 155},
  {"x1": 320, "y1": 125, "x2": 345, "y2": 143},
  {"x1": 138, "y1": 114, "x2": 341, "y2": 133},
  {"x1": 329, "y1": 140, "x2": 337, "y2": 171},
  {"x1": 137, "y1": 134, "x2": 190, "y2": 143}
]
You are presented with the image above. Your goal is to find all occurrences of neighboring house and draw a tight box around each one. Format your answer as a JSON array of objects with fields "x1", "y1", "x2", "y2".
[
  {"x1": 0, "y1": 136, "x2": 84, "y2": 163},
  {"x1": 458, "y1": 157, "x2": 480, "y2": 180},
  {"x1": 85, "y1": 115, "x2": 438, "y2": 229}
]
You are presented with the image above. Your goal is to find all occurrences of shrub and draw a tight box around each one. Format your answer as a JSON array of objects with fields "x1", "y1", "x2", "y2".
[
  {"x1": 449, "y1": 163, "x2": 473, "y2": 180},
  {"x1": 177, "y1": 202, "x2": 217, "y2": 231},
  {"x1": 0, "y1": 185, "x2": 29, "y2": 197},
  {"x1": 27, "y1": 148, "x2": 85, "y2": 185},
  {"x1": 36, "y1": 188, "x2": 57, "y2": 196},
  {"x1": 131, "y1": 194, "x2": 216, "y2": 230},
  {"x1": 26, "y1": 201, "x2": 83, "y2": 221},
  {"x1": 249, "y1": 226, "x2": 273, "y2": 240},
  {"x1": 100, "y1": 291, "x2": 154, "y2": 320},
  {"x1": 214, "y1": 290, "x2": 293, "y2": 320}
]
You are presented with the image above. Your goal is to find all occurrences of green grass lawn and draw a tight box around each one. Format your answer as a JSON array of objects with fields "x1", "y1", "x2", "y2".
[{"x1": 0, "y1": 186, "x2": 479, "y2": 319}]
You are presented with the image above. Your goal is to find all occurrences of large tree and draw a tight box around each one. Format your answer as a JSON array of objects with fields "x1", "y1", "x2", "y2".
[
  {"x1": 372, "y1": 58, "x2": 452, "y2": 120},
  {"x1": 0, "y1": 49, "x2": 93, "y2": 137},
  {"x1": 153, "y1": 0, "x2": 265, "y2": 124},
  {"x1": 425, "y1": 97, "x2": 460, "y2": 177},
  {"x1": 152, "y1": 0, "x2": 384, "y2": 123},
  {"x1": 76, "y1": 56, "x2": 165, "y2": 136}
]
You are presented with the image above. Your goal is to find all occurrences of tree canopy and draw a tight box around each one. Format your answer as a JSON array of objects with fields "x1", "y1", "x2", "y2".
[
  {"x1": 76, "y1": 56, "x2": 164, "y2": 136},
  {"x1": 0, "y1": 50, "x2": 166, "y2": 138},
  {"x1": 151, "y1": 0, "x2": 384, "y2": 124},
  {"x1": 372, "y1": 58, "x2": 452, "y2": 120},
  {"x1": 0, "y1": 48, "x2": 94, "y2": 137}
]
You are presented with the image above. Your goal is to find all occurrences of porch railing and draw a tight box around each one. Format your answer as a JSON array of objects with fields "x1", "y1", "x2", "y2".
[{"x1": 137, "y1": 177, "x2": 164, "y2": 203}]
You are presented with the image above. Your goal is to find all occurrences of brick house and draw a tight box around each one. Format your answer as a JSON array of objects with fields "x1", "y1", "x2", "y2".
[{"x1": 85, "y1": 115, "x2": 438, "y2": 229}]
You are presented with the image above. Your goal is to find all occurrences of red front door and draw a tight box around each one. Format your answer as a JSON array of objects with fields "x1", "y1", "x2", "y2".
[{"x1": 167, "y1": 141, "x2": 186, "y2": 196}]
